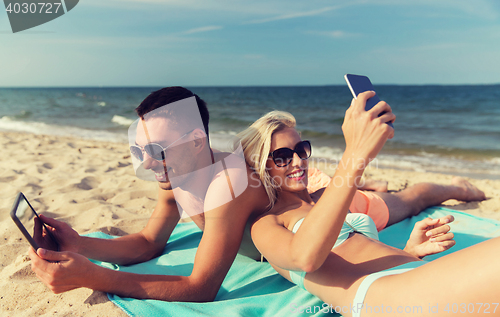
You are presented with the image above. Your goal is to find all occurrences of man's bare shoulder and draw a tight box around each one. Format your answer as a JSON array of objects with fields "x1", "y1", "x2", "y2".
[
  {"x1": 208, "y1": 150, "x2": 269, "y2": 216},
  {"x1": 212, "y1": 149, "x2": 265, "y2": 193}
]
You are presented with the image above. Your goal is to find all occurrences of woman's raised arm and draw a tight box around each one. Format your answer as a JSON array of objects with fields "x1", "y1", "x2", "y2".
[{"x1": 252, "y1": 92, "x2": 395, "y2": 273}]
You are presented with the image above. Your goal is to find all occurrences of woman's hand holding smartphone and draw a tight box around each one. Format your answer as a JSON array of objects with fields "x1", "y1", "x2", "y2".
[{"x1": 344, "y1": 74, "x2": 394, "y2": 128}]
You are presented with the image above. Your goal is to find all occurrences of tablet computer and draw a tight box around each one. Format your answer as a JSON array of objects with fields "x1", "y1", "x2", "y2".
[{"x1": 10, "y1": 192, "x2": 59, "y2": 251}]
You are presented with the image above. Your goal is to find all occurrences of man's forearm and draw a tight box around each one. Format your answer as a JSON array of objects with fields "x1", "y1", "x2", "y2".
[
  {"x1": 75, "y1": 188, "x2": 181, "y2": 265},
  {"x1": 88, "y1": 265, "x2": 217, "y2": 302},
  {"x1": 77, "y1": 233, "x2": 162, "y2": 265}
]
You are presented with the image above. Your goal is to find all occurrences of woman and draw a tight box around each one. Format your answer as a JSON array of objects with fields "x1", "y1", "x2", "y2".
[{"x1": 239, "y1": 92, "x2": 493, "y2": 317}]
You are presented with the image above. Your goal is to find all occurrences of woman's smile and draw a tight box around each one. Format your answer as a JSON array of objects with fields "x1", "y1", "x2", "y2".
[{"x1": 286, "y1": 169, "x2": 305, "y2": 181}]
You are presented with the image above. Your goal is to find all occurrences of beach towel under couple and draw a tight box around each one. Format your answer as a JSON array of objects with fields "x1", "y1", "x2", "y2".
[{"x1": 86, "y1": 206, "x2": 500, "y2": 317}]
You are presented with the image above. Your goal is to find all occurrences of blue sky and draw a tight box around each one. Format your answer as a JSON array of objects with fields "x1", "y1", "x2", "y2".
[{"x1": 1, "y1": 0, "x2": 500, "y2": 86}]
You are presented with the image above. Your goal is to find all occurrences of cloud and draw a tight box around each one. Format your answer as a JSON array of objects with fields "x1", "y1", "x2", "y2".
[
  {"x1": 182, "y1": 25, "x2": 223, "y2": 34},
  {"x1": 243, "y1": 6, "x2": 342, "y2": 24}
]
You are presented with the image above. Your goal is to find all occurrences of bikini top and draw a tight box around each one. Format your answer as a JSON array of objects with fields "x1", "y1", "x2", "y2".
[{"x1": 291, "y1": 213, "x2": 379, "y2": 249}]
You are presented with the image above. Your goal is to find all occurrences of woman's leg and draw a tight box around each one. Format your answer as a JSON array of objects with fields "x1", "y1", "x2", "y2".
[
  {"x1": 358, "y1": 179, "x2": 388, "y2": 192},
  {"x1": 374, "y1": 177, "x2": 486, "y2": 227},
  {"x1": 362, "y1": 236, "x2": 500, "y2": 317}
]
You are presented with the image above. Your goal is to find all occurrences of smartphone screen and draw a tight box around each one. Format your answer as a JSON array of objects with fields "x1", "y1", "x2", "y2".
[
  {"x1": 10, "y1": 192, "x2": 59, "y2": 251},
  {"x1": 344, "y1": 74, "x2": 393, "y2": 128}
]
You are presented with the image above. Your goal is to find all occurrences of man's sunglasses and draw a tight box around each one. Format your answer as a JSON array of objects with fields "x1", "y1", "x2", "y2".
[
  {"x1": 268, "y1": 140, "x2": 311, "y2": 167},
  {"x1": 130, "y1": 131, "x2": 192, "y2": 162}
]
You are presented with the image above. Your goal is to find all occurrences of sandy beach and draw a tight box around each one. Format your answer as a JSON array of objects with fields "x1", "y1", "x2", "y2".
[{"x1": 1, "y1": 131, "x2": 499, "y2": 316}]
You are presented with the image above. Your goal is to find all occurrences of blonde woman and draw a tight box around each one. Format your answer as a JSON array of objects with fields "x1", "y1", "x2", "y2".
[{"x1": 239, "y1": 92, "x2": 492, "y2": 317}]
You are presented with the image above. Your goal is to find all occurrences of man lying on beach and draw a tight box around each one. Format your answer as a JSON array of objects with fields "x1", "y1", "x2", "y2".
[{"x1": 28, "y1": 87, "x2": 486, "y2": 302}]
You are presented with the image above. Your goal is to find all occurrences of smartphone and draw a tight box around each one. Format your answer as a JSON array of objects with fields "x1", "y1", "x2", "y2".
[
  {"x1": 10, "y1": 192, "x2": 59, "y2": 251},
  {"x1": 344, "y1": 74, "x2": 393, "y2": 128}
]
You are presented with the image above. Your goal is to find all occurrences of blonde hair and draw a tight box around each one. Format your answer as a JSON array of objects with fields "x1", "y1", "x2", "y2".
[{"x1": 236, "y1": 110, "x2": 296, "y2": 209}]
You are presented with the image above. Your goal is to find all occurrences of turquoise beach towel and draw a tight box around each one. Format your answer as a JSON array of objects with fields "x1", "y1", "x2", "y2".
[{"x1": 87, "y1": 206, "x2": 500, "y2": 317}]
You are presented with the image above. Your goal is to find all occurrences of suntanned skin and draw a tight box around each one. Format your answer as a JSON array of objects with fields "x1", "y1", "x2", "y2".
[
  {"x1": 29, "y1": 162, "x2": 269, "y2": 301},
  {"x1": 251, "y1": 92, "x2": 491, "y2": 317},
  {"x1": 29, "y1": 119, "x2": 270, "y2": 301},
  {"x1": 28, "y1": 91, "x2": 471, "y2": 303},
  {"x1": 29, "y1": 97, "x2": 393, "y2": 302}
]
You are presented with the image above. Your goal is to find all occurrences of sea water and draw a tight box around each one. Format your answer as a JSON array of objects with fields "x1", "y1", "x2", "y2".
[{"x1": 1, "y1": 86, "x2": 499, "y2": 179}]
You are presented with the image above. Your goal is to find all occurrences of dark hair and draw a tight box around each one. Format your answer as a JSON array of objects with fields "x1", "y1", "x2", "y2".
[{"x1": 135, "y1": 87, "x2": 209, "y2": 136}]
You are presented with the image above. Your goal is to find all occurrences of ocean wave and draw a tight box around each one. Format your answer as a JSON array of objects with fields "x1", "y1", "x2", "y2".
[
  {"x1": 310, "y1": 144, "x2": 500, "y2": 180},
  {"x1": 488, "y1": 156, "x2": 500, "y2": 162},
  {"x1": 1, "y1": 111, "x2": 33, "y2": 121},
  {"x1": 0, "y1": 117, "x2": 127, "y2": 143},
  {"x1": 209, "y1": 133, "x2": 237, "y2": 152},
  {"x1": 212, "y1": 130, "x2": 238, "y2": 136},
  {"x1": 111, "y1": 115, "x2": 135, "y2": 126},
  {"x1": 312, "y1": 146, "x2": 344, "y2": 161},
  {"x1": 374, "y1": 154, "x2": 500, "y2": 179}
]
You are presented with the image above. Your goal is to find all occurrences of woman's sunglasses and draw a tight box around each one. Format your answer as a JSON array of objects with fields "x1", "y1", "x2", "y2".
[
  {"x1": 130, "y1": 131, "x2": 192, "y2": 162},
  {"x1": 268, "y1": 140, "x2": 311, "y2": 167}
]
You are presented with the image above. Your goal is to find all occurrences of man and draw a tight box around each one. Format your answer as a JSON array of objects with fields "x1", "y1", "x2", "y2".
[
  {"x1": 28, "y1": 87, "x2": 427, "y2": 302},
  {"x1": 29, "y1": 87, "x2": 269, "y2": 301}
]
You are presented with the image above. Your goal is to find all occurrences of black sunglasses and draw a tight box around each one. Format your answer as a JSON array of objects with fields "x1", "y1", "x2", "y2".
[
  {"x1": 268, "y1": 140, "x2": 311, "y2": 167},
  {"x1": 130, "y1": 130, "x2": 192, "y2": 162}
]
